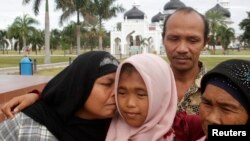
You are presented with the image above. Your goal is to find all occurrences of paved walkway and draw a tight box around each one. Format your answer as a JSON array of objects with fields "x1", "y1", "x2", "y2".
[{"x1": 0, "y1": 62, "x2": 69, "y2": 75}]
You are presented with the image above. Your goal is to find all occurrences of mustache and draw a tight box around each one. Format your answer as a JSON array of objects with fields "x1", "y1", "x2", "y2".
[{"x1": 173, "y1": 55, "x2": 191, "y2": 59}]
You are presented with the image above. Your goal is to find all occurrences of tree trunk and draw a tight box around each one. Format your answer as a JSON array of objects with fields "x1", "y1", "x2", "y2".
[
  {"x1": 23, "y1": 36, "x2": 27, "y2": 56},
  {"x1": 98, "y1": 19, "x2": 103, "y2": 50},
  {"x1": 76, "y1": 24, "x2": 80, "y2": 55},
  {"x1": 212, "y1": 44, "x2": 215, "y2": 54},
  {"x1": 222, "y1": 46, "x2": 225, "y2": 55},
  {"x1": 35, "y1": 46, "x2": 37, "y2": 55},
  {"x1": 99, "y1": 35, "x2": 103, "y2": 50},
  {"x1": 44, "y1": 0, "x2": 51, "y2": 64},
  {"x1": 70, "y1": 43, "x2": 73, "y2": 54}
]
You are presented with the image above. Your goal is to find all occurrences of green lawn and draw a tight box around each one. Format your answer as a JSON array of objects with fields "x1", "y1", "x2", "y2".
[
  {"x1": 209, "y1": 48, "x2": 250, "y2": 55},
  {"x1": 1, "y1": 49, "x2": 249, "y2": 76},
  {"x1": 0, "y1": 49, "x2": 100, "y2": 68},
  {"x1": 200, "y1": 57, "x2": 250, "y2": 70},
  {"x1": 0, "y1": 49, "x2": 81, "y2": 55},
  {"x1": 34, "y1": 68, "x2": 64, "y2": 76},
  {"x1": 33, "y1": 56, "x2": 250, "y2": 76},
  {"x1": 0, "y1": 56, "x2": 74, "y2": 68}
]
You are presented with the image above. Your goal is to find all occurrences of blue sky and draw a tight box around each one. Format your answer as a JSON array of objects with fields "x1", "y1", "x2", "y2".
[{"x1": 0, "y1": 0, "x2": 249, "y2": 35}]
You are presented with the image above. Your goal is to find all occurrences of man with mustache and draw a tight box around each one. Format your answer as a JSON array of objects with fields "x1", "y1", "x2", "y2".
[
  {"x1": 162, "y1": 7, "x2": 209, "y2": 115},
  {"x1": 161, "y1": 7, "x2": 210, "y2": 141}
]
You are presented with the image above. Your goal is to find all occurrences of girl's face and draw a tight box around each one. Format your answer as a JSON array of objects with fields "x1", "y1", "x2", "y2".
[
  {"x1": 117, "y1": 69, "x2": 149, "y2": 127},
  {"x1": 76, "y1": 72, "x2": 116, "y2": 119}
]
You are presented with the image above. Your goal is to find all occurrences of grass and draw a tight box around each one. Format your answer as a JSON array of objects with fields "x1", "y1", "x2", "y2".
[
  {"x1": 200, "y1": 57, "x2": 250, "y2": 70},
  {"x1": 1, "y1": 49, "x2": 249, "y2": 76},
  {"x1": 0, "y1": 56, "x2": 74, "y2": 68},
  {"x1": 1, "y1": 49, "x2": 81, "y2": 55},
  {"x1": 33, "y1": 56, "x2": 250, "y2": 76},
  {"x1": 34, "y1": 68, "x2": 64, "y2": 76},
  {"x1": 0, "y1": 48, "x2": 102, "y2": 68},
  {"x1": 209, "y1": 48, "x2": 250, "y2": 55}
]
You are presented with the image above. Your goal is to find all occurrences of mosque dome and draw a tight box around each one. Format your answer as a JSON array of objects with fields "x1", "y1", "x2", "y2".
[
  {"x1": 124, "y1": 6, "x2": 145, "y2": 20},
  {"x1": 206, "y1": 4, "x2": 231, "y2": 18},
  {"x1": 164, "y1": 0, "x2": 186, "y2": 11},
  {"x1": 151, "y1": 12, "x2": 164, "y2": 23}
]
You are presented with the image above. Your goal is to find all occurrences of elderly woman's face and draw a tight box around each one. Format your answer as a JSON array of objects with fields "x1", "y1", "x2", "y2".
[
  {"x1": 76, "y1": 72, "x2": 116, "y2": 119},
  {"x1": 199, "y1": 84, "x2": 249, "y2": 136}
]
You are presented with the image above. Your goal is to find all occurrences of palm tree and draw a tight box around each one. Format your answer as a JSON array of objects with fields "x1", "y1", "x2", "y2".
[
  {"x1": 50, "y1": 29, "x2": 61, "y2": 51},
  {"x1": 205, "y1": 11, "x2": 225, "y2": 54},
  {"x1": 0, "y1": 30, "x2": 9, "y2": 54},
  {"x1": 28, "y1": 29, "x2": 44, "y2": 55},
  {"x1": 58, "y1": 0, "x2": 92, "y2": 55},
  {"x1": 103, "y1": 31, "x2": 111, "y2": 49},
  {"x1": 216, "y1": 25, "x2": 235, "y2": 54},
  {"x1": 239, "y1": 11, "x2": 250, "y2": 48},
  {"x1": 22, "y1": 0, "x2": 51, "y2": 63},
  {"x1": 9, "y1": 14, "x2": 39, "y2": 54},
  {"x1": 82, "y1": 15, "x2": 99, "y2": 51},
  {"x1": 86, "y1": 27, "x2": 98, "y2": 51},
  {"x1": 92, "y1": 0, "x2": 125, "y2": 50},
  {"x1": 7, "y1": 26, "x2": 22, "y2": 53},
  {"x1": 61, "y1": 21, "x2": 77, "y2": 54},
  {"x1": 116, "y1": 22, "x2": 122, "y2": 31}
]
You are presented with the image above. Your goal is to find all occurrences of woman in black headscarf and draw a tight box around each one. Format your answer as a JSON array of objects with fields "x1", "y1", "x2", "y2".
[
  {"x1": 197, "y1": 59, "x2": 250, "y2": 141},
  {"x1": 0, "y1": 51, "x2": 119, "y2": 141}
]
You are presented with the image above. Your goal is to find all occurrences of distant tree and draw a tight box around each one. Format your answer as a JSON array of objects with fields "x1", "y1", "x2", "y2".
[
  {"x1": 205, "y1": 11, "x2": 225, "y2": 54},
  {"x1": 23, "y1": 0, "x2": 51, "y2": 63},
  {"x1": 28, "y1": 29, "x2": 44, "y2": 54},
  {"x1": 91, "y1": 0, "x2": 125, "y2": 50},
  {"x1": 239, "y1": 11, "x2": 250, "y2": 48},
  {"x1": 87, "y1": 27, "x2": 98, "y2": 51},
  {"x1": 61, "y1": 21, "x2": 77, "y2": 54},
  {"x1": 8, "y1": 14, "x2": 39, "y2": 54},
  {"x1": 58, "y1": 0, "x2": 92, "y2": 55},
  {"x1": 116, "y1": 22, "x2": 122, "y2": 31},
  {"x1": 103, "y1": 31, "x2": 110, "y2": 48},
  {"x1": 50, "y1": 29, "x2": 61, "y2": 51},
  {"x1": 82, "y1": 16, "x2": 99, "y2": 51},
  {"x1": 216, "y1": 25, "x2": 235, "y2": 54},
  {"x1": 0, "y1": 30, "x2": 9, "y2": 54}
]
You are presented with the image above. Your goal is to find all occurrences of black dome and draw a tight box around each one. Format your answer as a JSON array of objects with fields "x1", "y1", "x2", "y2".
[
  {"x1": 151, "y1": 12, "x2": 164, "y2": 23},
  {"x1": 164, "y1": 0, "x2": 186, "y2": 10},
  {"x1": 124, "y1": 6, "x2": 145, "y2": 20},
  {"x1": 207, "y1": 4, "x2": 231, "y2": 18}
]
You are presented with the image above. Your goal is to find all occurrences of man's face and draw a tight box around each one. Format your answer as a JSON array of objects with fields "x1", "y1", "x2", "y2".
[
  {"x1": 117, "y1": 69, "x2": 149, "y2": 127},
  {"x1": 199, "y1": 84, "x2": 249, "y2": 136},
  {"x1": 163, "y1": 11, "x2": 206, "y2": 72}
]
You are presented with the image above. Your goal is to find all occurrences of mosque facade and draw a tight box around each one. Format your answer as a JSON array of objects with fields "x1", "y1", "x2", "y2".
[{"x1": 110, "y1": 0, "x2": 232, "y2": 56}]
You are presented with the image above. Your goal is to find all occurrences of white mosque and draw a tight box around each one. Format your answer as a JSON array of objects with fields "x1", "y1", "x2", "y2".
[
  {"x1": 110, "y1": 0, "x2": 232, "y2": 56},
  {"x1": 110, "y1": 2, "x2": 165, "y2": 56}
]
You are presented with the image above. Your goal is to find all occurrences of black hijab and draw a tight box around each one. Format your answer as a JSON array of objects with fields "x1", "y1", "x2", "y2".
[{"x1": 23, "y1": 51, "x2": 119, "y2": 141}]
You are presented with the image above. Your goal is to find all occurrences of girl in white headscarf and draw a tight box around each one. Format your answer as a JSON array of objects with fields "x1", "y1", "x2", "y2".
[{"x1": 106, "y1": 53, "x2": 178, "y2": 141}]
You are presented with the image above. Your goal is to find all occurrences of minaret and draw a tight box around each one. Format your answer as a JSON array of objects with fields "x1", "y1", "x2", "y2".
[
  {"x1": 218, "y1": 0, "x2": 230, "y2": 9},
  {"x1": 218, "y1": 0, "x2": 233, "y2": 25},
  {"x1": 133, "y1": 0, "x2": 140, "y2": 8},
  {"x1": 132, "y1": 0, "x2": 147, "y2": 19}
]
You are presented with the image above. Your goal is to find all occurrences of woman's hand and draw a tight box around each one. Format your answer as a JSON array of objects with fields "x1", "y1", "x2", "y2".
[{"x1": 1, "y1": 93, "x2": 39, "y2": 119}]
